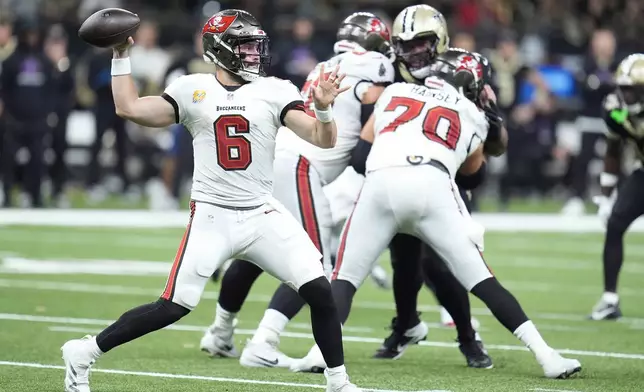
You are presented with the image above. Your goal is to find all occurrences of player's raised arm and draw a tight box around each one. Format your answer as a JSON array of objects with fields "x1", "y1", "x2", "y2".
[
  {"x1": 111, "y1": 37, "x2": 176, "y2": 128},
  {"x1": 480, "y1": 85, "x2": 508, "y2": 157},
  {"x1": 284, "y1": 64, "x2": 350, "y2": 149}
]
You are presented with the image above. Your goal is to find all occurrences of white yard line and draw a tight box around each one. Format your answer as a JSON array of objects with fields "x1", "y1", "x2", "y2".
[
  {"x1": 3, "y1": 208, "x2": 644, "y2": 232},
  {"x1": 4, "y1": 257, "x2": 644, "y2": 297},
  {"x1": 2, "y1": 276, "x2": 643, "y2": 326},
  {"x1": 2, "y1": 312, "x2": 642, "y2": 360},
  {"x1": 490, "y1": 256, "x2": 644, "y2": 274},
  {"x1": 530, "y1": 389, "x2": 584, "y2": 392},
  {"x1": 0, "y1": 360, "x2": 449, "y2": 392}
]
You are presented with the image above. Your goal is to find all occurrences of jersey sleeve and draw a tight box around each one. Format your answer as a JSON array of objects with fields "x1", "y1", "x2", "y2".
[
  {"x1": 268, "y1": 78, "x2": 305, "y2": 126},
  {"x1": 162, "y1": 74, "x2": 202, "y2": 125},
  {"x1": 343, "y1": 52, "x2": 396, "y2": 102},
  {"x1": 602, "y1": 93, "x2": 628, "y2": 139},
  {"x1": 463, "y1": 101, "x2": 489, "y2": 154}
]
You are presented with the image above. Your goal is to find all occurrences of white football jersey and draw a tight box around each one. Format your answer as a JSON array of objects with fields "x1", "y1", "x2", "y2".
[
  {"x1": 275, "y1": 49, "x2": 395, "y2": 184},
  {"x1": 163, "y1": 73, "x2": 304, "y2": 207},
  {"x1": 368, "y1": 77, "x2": 488, "y2": 176}
]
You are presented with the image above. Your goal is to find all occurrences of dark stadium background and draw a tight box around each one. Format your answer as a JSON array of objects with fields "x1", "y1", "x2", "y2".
[{"x1": 0, "y1": 0, "x2": 641, "y2": 212}]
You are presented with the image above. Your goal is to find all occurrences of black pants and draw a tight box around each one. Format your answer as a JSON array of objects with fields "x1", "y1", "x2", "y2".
[
  {"x1": 50, "y1": 110, "x2": 69, "y2": 199},
  {"x1": 571, "y1": 132, "x2": 605, "y2": 199},
  {"x1": 603, "y1": 168, "x2": 644, "y2": 293},
  {"x1": 1, "y1": 120, "x2": 48, "y2": 207},
  {"x1": 87, "y1": 103, "x2": 129, "y2": 190}
]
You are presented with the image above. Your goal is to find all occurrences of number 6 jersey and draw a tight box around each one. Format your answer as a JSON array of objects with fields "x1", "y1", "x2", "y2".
[
  {"x1": 368, "y1": 77, "x2": 489, "y2": 177},
  {"x1": 162, "y1": 73, "x2": 305, "y2": 208}
]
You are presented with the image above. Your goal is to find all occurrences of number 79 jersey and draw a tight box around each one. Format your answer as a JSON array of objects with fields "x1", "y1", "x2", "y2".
[{"x1": 368, "y1": 79, "x2": 489, "y2": 177}]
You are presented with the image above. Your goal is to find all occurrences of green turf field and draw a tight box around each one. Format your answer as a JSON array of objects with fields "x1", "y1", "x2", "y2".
[
  {"x1": 56, "y1": 186, "x2": 596, "y2": 213},
  {"x1": 1, "y1": 225, "x2": 643, "y2": 391}
]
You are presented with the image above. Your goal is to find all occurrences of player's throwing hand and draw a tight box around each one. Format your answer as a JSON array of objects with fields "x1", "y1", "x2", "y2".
[
  {"x1": 113, "y1": 36, "x2": 134, "y2": 58},
  {"x1": 313, "y1": 64, "x2": 350, "y2": 109}
]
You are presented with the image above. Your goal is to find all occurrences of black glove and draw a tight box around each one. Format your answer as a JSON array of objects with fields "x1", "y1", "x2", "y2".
[{"x1": 484, "y1": 100, "x2": 503, "y2": 130}]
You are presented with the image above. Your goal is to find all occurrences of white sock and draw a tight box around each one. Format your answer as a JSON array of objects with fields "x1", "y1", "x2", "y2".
[
  {"x1": 602, "y1": 292, "x2": 619, "y2": 305},
  {"x1": 88, "y1": 336, "x2": 103, "y2": 360},
  {"x1": 251, "y1": 309, "x2": 289, "y2": 344},
  {"x1": 212, "y1": 303, "x2": 236, "y2": 330},
  {"x1": 513, "y1": 320, "x2": 553, "y2": 363},
  {"x1": 326, "y1": 364, "x2": 347, "y2": 376}
]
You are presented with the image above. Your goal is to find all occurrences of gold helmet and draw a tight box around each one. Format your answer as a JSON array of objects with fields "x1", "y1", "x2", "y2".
[
  {"x1": 615, "y1": 53, "x2": 644, "y2": 113},
  {"x1": 392, "y1": 5, "x2": 450, "y2": 82}
]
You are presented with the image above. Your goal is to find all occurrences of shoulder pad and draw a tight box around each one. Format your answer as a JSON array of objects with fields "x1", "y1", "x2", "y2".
[
  {"x1": 168, "y1": 73, "x2": 211, "y2": 90},
  {"x1": 341, "y1": 51, "x2": 395, "y2": 82},
  {"x1": 261, "y1": 76, "x2": 299, "y2": 89}
]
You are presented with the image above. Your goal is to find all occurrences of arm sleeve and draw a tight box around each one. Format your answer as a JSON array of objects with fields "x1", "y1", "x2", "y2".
[
  {"x1": 350, "y1": 138, "x2": 372, "y2": 175},
  {"x1": 455, "y1": 161, "x2": 487, "y2": 190}
]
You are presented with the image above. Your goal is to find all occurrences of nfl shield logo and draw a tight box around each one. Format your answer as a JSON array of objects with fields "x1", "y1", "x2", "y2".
[{"x1": 227, "y1": 93, "x2": 234, "y2": 100}]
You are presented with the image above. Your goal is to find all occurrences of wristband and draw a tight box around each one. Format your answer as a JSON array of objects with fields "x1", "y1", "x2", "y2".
[
  {"x1": 314, "y1": 106, "x2": 333, "y2": 123},
  {"x1": 111, "y1": 58, "x2": 132, "y2": 76},
  {"x1": 599, "y1": 172, "x2": 618, "y2": 187}
]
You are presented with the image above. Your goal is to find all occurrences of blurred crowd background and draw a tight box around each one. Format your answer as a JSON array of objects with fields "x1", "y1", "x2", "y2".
[{"x1": 0, "y1": 0, "x2": 640, "y2": 213}]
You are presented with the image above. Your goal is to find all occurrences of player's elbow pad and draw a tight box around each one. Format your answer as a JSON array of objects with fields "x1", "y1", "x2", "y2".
[
  {"x1": 350, "y1": 138, "x2": 372, "y2": 175},
  {"x1": 455, "y1": 161, "x2": 487, "y2": 190}
]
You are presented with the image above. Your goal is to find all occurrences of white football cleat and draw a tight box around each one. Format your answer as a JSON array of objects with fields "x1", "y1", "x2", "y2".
[
  {"x1": 589, "y1": 293, "x2": 622, "y2": 321},
  {"x1": 541, "y1": 350, "x2": 582, "y2": 379},
  {"x1": 290, "y1": 344, "x2": 326, "y2": 373},
  {"x1": 240, "y1": 340, "x2": 293, "y2": 368},
  {"x1": 325, "y1": 369, "x2": 361, "y2": 392},
  {"x1": 200, "y1": 320, "x2": 239, "y2": 358},
  {"x1": 61, "y1": 336, "x2": 96, "y2": 392}
]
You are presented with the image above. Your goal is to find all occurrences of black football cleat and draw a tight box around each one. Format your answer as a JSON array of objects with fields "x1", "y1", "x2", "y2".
[
  {"x1": 373, "y1": 317, "x2": 428, "y2": 360},
  {"x1": 458, "y1": 337, "x2": 493, "y2": 369}
]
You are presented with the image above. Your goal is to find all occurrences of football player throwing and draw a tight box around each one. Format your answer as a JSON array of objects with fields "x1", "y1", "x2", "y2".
[{"x1": 61, "y1": 9, "x2": 362, "y2": 392}]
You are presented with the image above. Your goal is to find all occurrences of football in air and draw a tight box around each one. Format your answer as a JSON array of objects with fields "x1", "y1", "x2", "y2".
[{"x1": 78, "y1": 8, "x2": 140, "y2": 48}]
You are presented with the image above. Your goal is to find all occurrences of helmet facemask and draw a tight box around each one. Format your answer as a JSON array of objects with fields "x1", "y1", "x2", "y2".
[
  {"x1": 203, "y1": 34, "x2": 271, "y2": 82},
  {"x1": 394, "y1": 34, "x2": 439, "y2": 80},
  {"x1": 617, "y1": 84, "x2": 644, "y2": 115},
  {"x1": 235, "y1": 37, "x2": 271, "y2": 79}
]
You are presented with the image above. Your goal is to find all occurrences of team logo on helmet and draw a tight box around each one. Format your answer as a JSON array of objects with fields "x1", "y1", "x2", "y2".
[
  {"x1": 203, "y1": 14, "x2": 237, "y2": 35},
  {"x1": 455, "y1": 55, "x2": 483, "y2": 82},
  {"x1": 368, "y1": 18, "x2": 390, "y2": 41}
]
